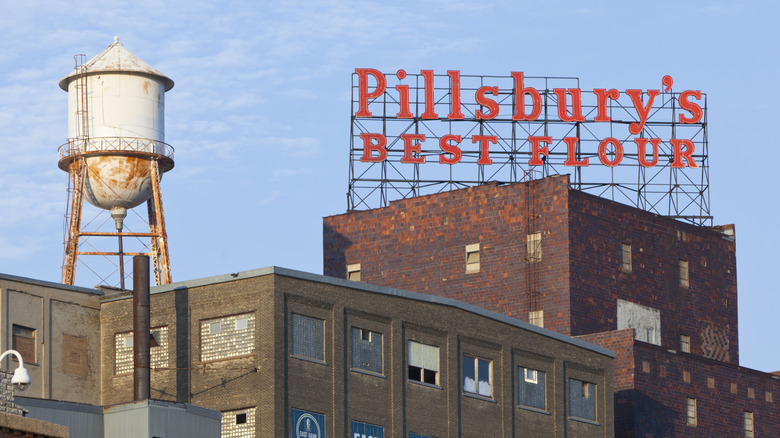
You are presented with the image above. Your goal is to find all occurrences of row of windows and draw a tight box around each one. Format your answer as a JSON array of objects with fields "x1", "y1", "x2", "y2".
[
  {"x1": 348, "y1": 239, "x2": 692, "y2": 285},
  {"x1": 346, "y1": 233, "x2": 544, "y2": 281},
  {"x1": 621, "y1": 243, "x2": 691, "y2": 288},
  {"x1": 291, "y1": 313, "x2": 596, "y2": 420},
  {"x1": 114, "y1": 313, "x2": 255, "y2": 374},
  {"x1": 686, "y1": 397, "x2": 755, "y2": 436}
]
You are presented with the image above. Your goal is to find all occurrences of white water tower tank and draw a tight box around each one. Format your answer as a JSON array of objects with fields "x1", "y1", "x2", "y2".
[{"x1": 58, "y1": 37, "x2": 174, "y2": 229}]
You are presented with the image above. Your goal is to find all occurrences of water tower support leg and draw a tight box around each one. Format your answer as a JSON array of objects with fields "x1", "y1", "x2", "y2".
[
  {"x1": 147, "y1": 160, "x2": 172, "y2": 285},
  {"x1": 62, "y1": 160, "x2": 86, "y2": 285}
]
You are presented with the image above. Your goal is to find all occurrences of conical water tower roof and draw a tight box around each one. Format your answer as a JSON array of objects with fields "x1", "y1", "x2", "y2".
[{"x1": 59, "y1": 37, "x2": 174, "y2": 91}]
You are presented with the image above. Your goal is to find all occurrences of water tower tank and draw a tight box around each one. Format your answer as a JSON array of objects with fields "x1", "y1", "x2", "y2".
[{"x1": 58, "y1": 37, "x2": 174, "y2": 229}]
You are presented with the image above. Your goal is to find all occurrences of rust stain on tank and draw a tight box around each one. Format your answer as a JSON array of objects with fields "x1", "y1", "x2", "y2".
[
  {"x1": 84, "y1": 155, "x2": 154, "y2": 209},
  {"x1": 142, "y1": 80, "x2": 150, "y2": 95}
]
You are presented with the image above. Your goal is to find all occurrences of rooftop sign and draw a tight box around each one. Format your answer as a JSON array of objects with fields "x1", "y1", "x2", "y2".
[{"x1": 348, "y1": 70, "x2": 710, "y2": 225}]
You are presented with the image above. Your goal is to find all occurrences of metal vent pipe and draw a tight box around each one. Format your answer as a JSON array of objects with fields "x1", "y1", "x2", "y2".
[{"x1": 133, "y1": 255, "x2": 150, "y2": 401}]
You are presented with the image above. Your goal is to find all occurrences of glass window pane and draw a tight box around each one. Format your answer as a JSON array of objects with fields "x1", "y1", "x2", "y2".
[
  {"x1": 291, "y1": 313, "x2": 324, "y2": 361},
  {"x1": 519, "y1": 368, "x2": 546, "y2": 410},
  {"x1": 463, "y1": 356, "x2": 476, "y2": 393},
  {"x1": 477, "y1": 359, "x2": 491, "y2": 396},
  {"x1": 351, "y1": 327, "x2": 382, "y2": 374},
  {"x1": 569, "y1": 378, "x2": 596, "y2": 421}
]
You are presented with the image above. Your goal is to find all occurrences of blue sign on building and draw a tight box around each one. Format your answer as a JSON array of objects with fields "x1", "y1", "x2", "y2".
[
  {"x1": 292, "y1": 408, "x2": 325, "y2": 438},
  {"x1": 351, "y1": 420, "x2": 383, "y2": 438}
]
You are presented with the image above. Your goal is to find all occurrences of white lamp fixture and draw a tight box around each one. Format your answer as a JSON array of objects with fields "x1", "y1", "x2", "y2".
[{"x1": 0, "y1": 349, "x2": 30, "y2": 390}]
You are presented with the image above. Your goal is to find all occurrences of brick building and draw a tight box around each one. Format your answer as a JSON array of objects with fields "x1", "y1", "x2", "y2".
[
  {"x1": 1, "y1": 267, "x2": 614, "y2": 437},
  {"x1": 100, "y1": 267, "x2": 614, "y2": 437},
  {"x1": 324, "y1": 174, "x2": 780, "y2": 437}
]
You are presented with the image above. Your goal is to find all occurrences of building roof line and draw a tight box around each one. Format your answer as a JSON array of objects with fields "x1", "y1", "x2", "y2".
[
  {"x1": 132, "y1": 265, "x2": 616, "y2": 359},
  {"x1": 0, "y1": 272, "x2": 102, "y2": 295}
]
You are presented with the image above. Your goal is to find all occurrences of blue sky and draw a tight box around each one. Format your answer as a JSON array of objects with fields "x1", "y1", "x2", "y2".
[{"x1": 1, "y1": 1, "x2": 778, "y2": 372}]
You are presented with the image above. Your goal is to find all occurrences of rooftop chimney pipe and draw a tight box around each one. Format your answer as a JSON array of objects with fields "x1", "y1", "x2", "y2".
[{"x1": 133, "y1": 255, "x2": 150, "y2": 401}]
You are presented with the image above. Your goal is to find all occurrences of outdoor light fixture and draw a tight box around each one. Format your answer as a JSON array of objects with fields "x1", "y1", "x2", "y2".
[{"x1": 0, "y1": 349, "x2": 31, "y2": 391}]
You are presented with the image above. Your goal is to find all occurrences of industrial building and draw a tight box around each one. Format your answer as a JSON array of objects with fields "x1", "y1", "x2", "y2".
[
  {"x1": 0, "y1": 266, "x2": 615, "y2": 437},
  {"x1": 324, "y1": 174, "x2": 780, "y2": 437}
]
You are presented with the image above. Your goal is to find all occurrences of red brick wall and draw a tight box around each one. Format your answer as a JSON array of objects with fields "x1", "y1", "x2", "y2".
[
  {"x1": 631, "y1": 342, "x2": 779, "y2": 437},
  {"x1": 567, "y1": 190, "x2": 739, "y2": 364},
  {"x1": 324, "y1": 175, "x2": 573, "y2": 333}
]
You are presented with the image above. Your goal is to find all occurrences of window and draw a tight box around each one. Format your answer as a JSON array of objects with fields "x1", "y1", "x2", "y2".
[
  {"x1": 347, "y1": 263, "x2": 361, "y2": 281},
  {"x1": 621, "y1": 243, "x2": 632, "y2": 272},
  {"x1": 465, "y1": 243, "x2": 480, "y2": 273},
  {"x1": 569, "y1": 379, "x2": 596, "y2": 421},
  {"x1": 518, "y1": 367, "x2": 546, "y2": 410},
  {"x1": 679, "y1": 260, "x2": 689, "y2": 288},
  {"x1": 221, "y1": 407, "x2": 255, "y2": 438},
  {"x1": 291, "y1": 313, "x2": 325, "y2": 362},
  {"x1": 529, "y1": 310, "x2": 544, "y2": 328},
  {"x1": 410, "y1": 434, "x2": 433, "y2": 438},
  {"x1": 201, "y1": 313, "x2": 255, "y2": 362},
  {"x1": 527, "y1": 232, "x2": 542, "y2": 262},
  {"x1": 744, "y1": 411, "x2": 754, "y2": 437},
  {"x1": 686, "y1": 397, "x2": 697, "y2": 426},
  {"x1": 462, "y1": 355, "x2": 492, "y2": 397},
  {"x1": 681, "y1": 335, "x2": 691, "y2": 353},
  {"x1": 408, "y1": 341, "x2": 439, "y2": 386},
  {"x1": 351, "y1": 327, "x2": 382, "y2": 374},
  {"x1": 12, "y1": 325, "x2": 36, "y2": 364},
  {"x1": 115, "y1": 327, "x2": 169, "y2": 374}
]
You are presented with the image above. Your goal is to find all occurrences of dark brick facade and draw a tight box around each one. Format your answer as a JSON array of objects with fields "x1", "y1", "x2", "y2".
[
  {"x1": 99, "y1": 267, "x2": 614, "y2": 437},
  {"x1": 323, "y1": 175, "x2": 774, "y2": 437}
]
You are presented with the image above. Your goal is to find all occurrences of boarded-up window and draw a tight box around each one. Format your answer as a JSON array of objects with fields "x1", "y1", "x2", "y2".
[
  {"x1": 12, "y1": 325, "x2": 35, "y2": 364},
  {"x1": 745, "y1": 411, "x2": 754, "y2": 437},
  {"x1": 621, "y1": 243, "x2": 632, "y2": 272},
  {"x1": 221, "y1": 407, "x2": 255, "y2": 438},
  {"x1": 686, "y1": 397, "x2": 697, "y2": 426},
  {"x1": 681, "y1": 335, "x2": 691, "y2": 353},
  {"x1": 201, "y1": 313, "x2": 255, "y2": 362},
  {"x1": 679, "y1": 260, "x2": 690, "y2": 288},
  {"x1": 529, "y1": 310, "x2": 544, "y2": 328},
  {"x1": 527, "y1": 232, "x2": 542, "y2": 262},
  {"x1": 347, "y1": 263, "x2": 361, "y2": 282},
  {"x1": 62, "y1": 334, "x2": 88, "y2": 377},
  {"x1": 465, "y1": 243, "x2": 480, "y2": 273}
]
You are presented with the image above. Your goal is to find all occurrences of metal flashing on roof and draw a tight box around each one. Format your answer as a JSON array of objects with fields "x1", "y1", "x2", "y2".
[{"x1": 0, "y1": 272, "x2": 102, "y2": 295}]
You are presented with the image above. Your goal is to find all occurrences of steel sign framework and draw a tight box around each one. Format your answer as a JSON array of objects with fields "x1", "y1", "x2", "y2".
[{"x1": 348, "y1": 71, "x2": 710, "y2": 226}]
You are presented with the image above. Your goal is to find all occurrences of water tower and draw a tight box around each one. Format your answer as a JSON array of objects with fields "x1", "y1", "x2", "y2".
[{"x1": 58, "y1": 38, "x2": 174, "y2": 287}]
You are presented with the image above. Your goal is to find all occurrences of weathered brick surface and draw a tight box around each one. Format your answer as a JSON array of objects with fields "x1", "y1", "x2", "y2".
[
  {"x1": 100, "y1": 270, "x2": 614, "y2": 437},
  {"x1": 632, "y1": 342, "x2": 779, "y2": 437},
  {"x1": 325, "y1": 176, "x2": 739, "y2": 361},
  {"x1": 567, "y1": 190, "x2": 739, "y2": 364},
  {"x1": 324, "y1": 175, "x2": 574, "y2": 334},
  {"x1": 324, "y1": 175, "x2": 757, "y2": 437}
]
